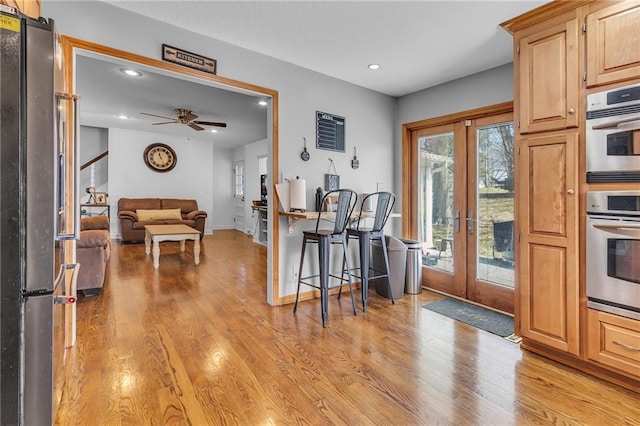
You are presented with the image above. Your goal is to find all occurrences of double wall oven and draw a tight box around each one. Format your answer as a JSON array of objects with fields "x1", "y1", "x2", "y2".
[
  {"x1": 586, "y1": 191, "x2": 640, "y2": 321},
  {"x1": 585, "y1": 83, "x2": 640, "y2": 321}
]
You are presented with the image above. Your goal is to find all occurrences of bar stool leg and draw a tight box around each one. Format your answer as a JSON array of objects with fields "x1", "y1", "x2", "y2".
[
  {"x1": 293, "y1": 235, "x2": 308, "y2": 314},
  {"x1": 318, "y1": 236, "x2": 330, "y2": 327},
  {"x1": 341, "y1": 239, "x2": 357, "y2": 316},
  {"x1": 359, "y1": 233, "x2": 371, "y2": 312}
]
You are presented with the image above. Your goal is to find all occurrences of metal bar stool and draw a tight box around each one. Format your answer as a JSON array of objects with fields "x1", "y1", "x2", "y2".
[
  {"x1": 293, "y1": 189, "x2": 358, "y2": 327},
  {"x1": 343, "y1": 191, "x2": 396, "y2": 312}
]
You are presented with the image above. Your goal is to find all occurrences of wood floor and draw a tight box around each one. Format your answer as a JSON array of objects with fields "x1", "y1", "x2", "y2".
[{"x1": 54, "y1": 230, "x2": 639, "y2": 425}]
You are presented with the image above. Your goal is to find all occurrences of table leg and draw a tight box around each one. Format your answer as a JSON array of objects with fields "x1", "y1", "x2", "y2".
[
  {"x1": 145, "y1": 231, "x2": 151, "y2": 255},
  {"x1": 193, "y1": 237, "x2": 200, "y2": 265},
  {"x1": 180, "y1": 240, "x2": 186, "y2": 252},
  {"x1": 152, "y1": 239, "x2": 160, "y2": 269}
]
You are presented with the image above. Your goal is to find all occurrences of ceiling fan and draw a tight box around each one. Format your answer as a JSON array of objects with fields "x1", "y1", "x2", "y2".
[{"x1": 140, "y1": 108, "x2": 227, "y2": 131}]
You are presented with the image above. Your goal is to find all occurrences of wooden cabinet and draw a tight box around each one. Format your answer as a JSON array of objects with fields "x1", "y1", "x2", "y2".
[
  {"x1": 518, "y1": 131, "x2": 580, "y2": 355},
  {"x1": 587, "y1": 309, "x2": 640, "y2": 380},
  {"x1": 517, "y1": 18, "x2": 580, "y2": 134},
  {"x1": 503, "y1": 0, "x2": 640, "y2": 389},
  {"x1": 586, "y1": 1, "x2": 640, "y2": 87},
  {"x1": 0, "y1": 0, "x2": 40, "y2": 18}
]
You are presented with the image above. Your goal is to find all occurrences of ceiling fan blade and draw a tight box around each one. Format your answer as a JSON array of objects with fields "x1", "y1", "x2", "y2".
[
  {"x1": 141, "y1": 112, "x2": 176, "y2": 120},
  {"x1": 193, "y1": 120, "x2": 227, "y2": 128},
  {"x1": 188, "y1": 123, "x2": 205, "y2": 131},
  {"x1": 152, "y1": 121, "x2": 178, "y2": 125}
]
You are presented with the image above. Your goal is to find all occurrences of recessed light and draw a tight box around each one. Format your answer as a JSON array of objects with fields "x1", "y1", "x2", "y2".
[
  {"x1": 119, "y1": 68, "x2": 143, "y2": 77},
  {"x1": 116, "y1": 114, "x2": 129, "y2": 120},
  {"x1": 210, "y1": 129, "x2": 218, "y2": 133},
  {"x1": 258, "y1": 100, "x2": 268, "y2": 106},
  {"x1": 368, "y1": 64, "x2": 381, "y2": 70}
]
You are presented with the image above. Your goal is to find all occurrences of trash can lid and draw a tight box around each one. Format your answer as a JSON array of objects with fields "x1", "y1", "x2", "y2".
[
  {"x1": 400, "y1": 238, "x2": 422, "y2": 249},
  {"x1": 386, "y1": 236, "x2": 408, "y2": 251}
]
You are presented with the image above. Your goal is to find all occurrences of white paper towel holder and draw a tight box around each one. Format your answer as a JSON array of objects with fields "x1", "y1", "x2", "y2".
[{"x1": 289, "y1": 176, "x2": 307, "y2": 213}]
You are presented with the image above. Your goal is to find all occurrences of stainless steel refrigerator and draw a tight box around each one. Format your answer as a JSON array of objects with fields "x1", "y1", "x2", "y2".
[{"x1": 0, "y1": 7, "x2": 79, "y2": 425}]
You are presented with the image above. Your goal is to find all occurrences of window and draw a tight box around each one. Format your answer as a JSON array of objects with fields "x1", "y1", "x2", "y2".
[{"x1": 233, "y1": 162, "x2": 244, "y2": 198}]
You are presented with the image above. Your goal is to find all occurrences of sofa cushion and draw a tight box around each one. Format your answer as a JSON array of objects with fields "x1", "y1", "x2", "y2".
[
  {"x1": 81, "y1": 215, "x2": 110, "y2": 231},
  {"x1": 119, "y1": 198, "x2": 161, "y2": 212},
  {"x1": 136, "y1": 208, "x2": 182, "y2": 221},
  {"x1": 77, "y1": 229, "x2": 110, "y2": 249},
  {"x1": 161, "y1": 198, "x2": 198, "y2": 214}
]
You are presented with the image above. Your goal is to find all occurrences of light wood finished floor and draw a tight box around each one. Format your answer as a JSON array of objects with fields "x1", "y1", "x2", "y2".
[{"x1": 54, "y1": 230, "x2": 639, "y2": 425}]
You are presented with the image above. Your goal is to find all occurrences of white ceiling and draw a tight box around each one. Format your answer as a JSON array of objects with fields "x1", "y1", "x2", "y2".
[
  {"x1": 76, "y1": 53, "x2": 269, "y2": 148},
  {"x1": 101, "y1": 0, "x2": 548, "y2": 97},
  {"x1": 79, "y1": 0, "x2": 548, "y2": 148}
]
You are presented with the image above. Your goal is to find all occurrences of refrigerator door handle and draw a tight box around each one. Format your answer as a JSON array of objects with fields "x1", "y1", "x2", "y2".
[
  {"x1": 54, "y1": 92, "x2": 80, "y2": 240},
  {"x1": 53, "y1": 263, "x2": 78, "y2": 305}
]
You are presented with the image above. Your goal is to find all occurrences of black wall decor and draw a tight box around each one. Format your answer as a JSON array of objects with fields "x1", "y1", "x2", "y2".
[{"x1": 316, "y1": 111, "x2": 345, "y2": 152}]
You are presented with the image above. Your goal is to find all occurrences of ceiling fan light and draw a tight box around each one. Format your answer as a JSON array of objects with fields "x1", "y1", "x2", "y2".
[
  {"x1": 210, "y1": 129, "x2": 218, "y2": 133},
  {"x1": 119, "y1": 68, "x2": 143, "y2": 77},
  {"x1": 116, "y1": 114, "x2": 129, "y2": 119}
]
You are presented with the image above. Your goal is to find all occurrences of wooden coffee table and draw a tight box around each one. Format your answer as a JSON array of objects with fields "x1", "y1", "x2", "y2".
[{"x1": 144, "y1": 224, "x2": 201, "y2": 269}]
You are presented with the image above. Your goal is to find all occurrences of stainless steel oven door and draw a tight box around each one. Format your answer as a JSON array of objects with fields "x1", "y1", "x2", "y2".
[
  {"x1": 586, "y1": 215, "x2": 640, "y2": 320},
  {"x1": 586, "y1": 111, "x2": 640, "y2": 176}
]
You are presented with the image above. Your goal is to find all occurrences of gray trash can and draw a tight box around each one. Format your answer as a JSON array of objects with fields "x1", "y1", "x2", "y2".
[
  {"x1": 371, "y1": 236, "x2": 406, "y2": 300},
  {"x1": 401, "y1": 239, "x2": 423, "y2": 294}
]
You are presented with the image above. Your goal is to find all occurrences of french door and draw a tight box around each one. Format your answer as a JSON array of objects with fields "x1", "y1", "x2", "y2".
[{"x1": 409, "y1": 109, "x2": 515, "y2": 313}]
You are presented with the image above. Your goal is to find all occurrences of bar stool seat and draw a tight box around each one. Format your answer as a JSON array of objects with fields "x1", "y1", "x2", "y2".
[
  {"x1": 293, "y1": 189, "x2": 358, "y2": 327},
  {"x1": 343, "y1": 191, "x2": 396, "y2": 312}
]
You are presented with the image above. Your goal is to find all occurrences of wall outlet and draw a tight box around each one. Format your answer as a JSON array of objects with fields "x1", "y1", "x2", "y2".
[{"x1": 377, "y1": 182, "x2": 384, "y2": 191}]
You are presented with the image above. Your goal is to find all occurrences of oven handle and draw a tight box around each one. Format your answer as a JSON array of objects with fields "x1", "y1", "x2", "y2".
[
  {"x1": 592, "y1": 223, "x2": 640, "y2": 232},
  {"x1": 591, "y1": 115, "x2": 640, "y2": 131}
]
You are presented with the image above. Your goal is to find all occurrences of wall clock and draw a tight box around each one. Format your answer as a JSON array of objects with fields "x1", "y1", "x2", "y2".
[{"x1": 143, "y1": 143, "x2": 177, "y2": 172}]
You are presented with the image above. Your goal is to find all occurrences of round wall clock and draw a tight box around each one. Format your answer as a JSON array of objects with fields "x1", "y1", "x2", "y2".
[{"x1": 144, "y1": 143, "x2": 177, "y2": 172}]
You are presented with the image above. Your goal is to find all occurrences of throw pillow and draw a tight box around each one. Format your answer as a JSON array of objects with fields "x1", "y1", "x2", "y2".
[{"x1": 136, "y1": 208, "x2": 182, "y2": 221}]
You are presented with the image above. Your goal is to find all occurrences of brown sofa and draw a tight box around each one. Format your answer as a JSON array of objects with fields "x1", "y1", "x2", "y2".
[
  {"x1": 117, "y1": 198, "x2": 207, "y2": 243},
  {"x1": 77, "y1": 216, "x2": 111, "y2": 296}
]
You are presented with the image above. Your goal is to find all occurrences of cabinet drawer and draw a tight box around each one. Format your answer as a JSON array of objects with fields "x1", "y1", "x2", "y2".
[{"x1": 587, "y1": 309, "x2": 640, "y2": 380}]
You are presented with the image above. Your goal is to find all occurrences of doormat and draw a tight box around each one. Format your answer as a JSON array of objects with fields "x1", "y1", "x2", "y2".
[{"x1": 423, "y1": 298, "x2": 514, "y2": 338}]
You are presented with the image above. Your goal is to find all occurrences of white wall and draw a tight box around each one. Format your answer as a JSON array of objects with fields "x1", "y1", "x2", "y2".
[
  {"x1": 235, "y1": 138, "x2": 268, "y2": 235},
  {"x1": 79, "y1": 126, "x2": 108, "y2": 203},
  {"x1": 44, "y1": 0, "x2": 396, "y2": 304},
  {"x1": 107, "y1": 128, "x2": 233, "y2": 237}
]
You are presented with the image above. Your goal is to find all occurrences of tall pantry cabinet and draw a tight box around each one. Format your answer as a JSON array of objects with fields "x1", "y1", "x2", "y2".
[{"x1": 502, "y1": 0, "x2": 640, "y2": 391}]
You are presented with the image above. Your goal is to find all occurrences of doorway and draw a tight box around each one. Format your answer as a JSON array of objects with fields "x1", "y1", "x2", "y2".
[
  {"x1": 404, "y1": 104, "x2": 514, "y2": 313},
  {"x1": 63, "y1": 37, "x2": 280, "y2": 304}
]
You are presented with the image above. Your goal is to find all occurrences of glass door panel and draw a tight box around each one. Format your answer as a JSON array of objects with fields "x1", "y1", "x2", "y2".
[
  {"x1": 418, "y1": 131, "x2": 455, "y2": 274},
  {"x1": 475, "y1": 122, "x2": 515, "y2": 288}
]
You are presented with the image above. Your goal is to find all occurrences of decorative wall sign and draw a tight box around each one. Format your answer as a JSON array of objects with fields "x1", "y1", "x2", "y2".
[
  {"x1": 351, "y1": 147, "x2": 359, "y2": 169},
  {"x1": 162, "y1": 44, "x2": 217, "y2": 75},
  {"x1": 324, "y1": 158, "x2": 340, "y2": 191},
  {"x1": 316, "y1": 111, "x2": 345, "y2": 152},
  {"x1": 324, "y1": 174, "x2": 340, "y2": 191}
]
